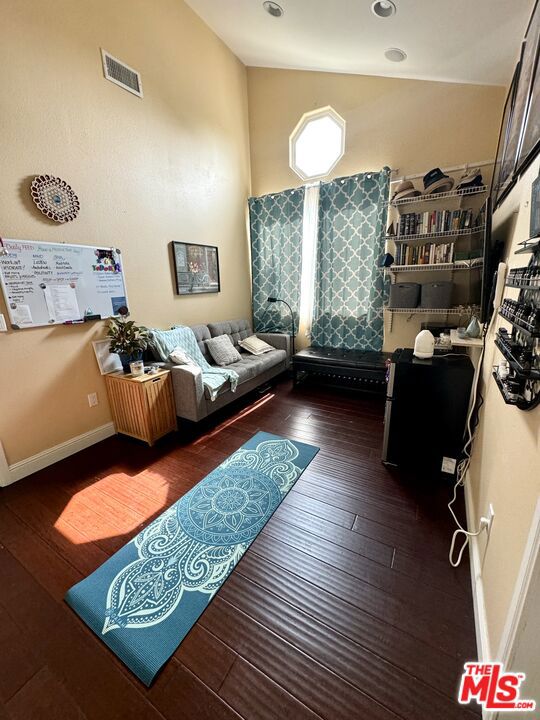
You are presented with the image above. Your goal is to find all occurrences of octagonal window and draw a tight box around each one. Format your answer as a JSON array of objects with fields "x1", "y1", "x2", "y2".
[{"x1": 289, "y1": 106, "x2": 346, "y2": 181}]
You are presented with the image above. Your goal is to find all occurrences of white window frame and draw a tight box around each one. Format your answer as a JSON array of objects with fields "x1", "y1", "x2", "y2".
[{"x1": 289, "y1": 106, "x2": 346, "y2": 182}]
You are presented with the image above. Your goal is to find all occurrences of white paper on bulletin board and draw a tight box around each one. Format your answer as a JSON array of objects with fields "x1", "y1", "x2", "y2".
[{"x1": 0, "y1": 239, "x2": 129, "y2": 329}]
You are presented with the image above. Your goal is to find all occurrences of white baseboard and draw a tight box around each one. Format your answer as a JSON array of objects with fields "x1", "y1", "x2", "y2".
[
  {"x1": 497, "y1": 496, "x2": 540, "y2": 665},
  {"x1": 464, "y1": 472, "x2": 492, "y2": 663},
  {"x1": 0, "y1": 442, "x2": 10, "y2": 487},
  {"x1": 1, "y1": 423, "x2": 115, "y2": 487},
  {"x1": 464, "y1": 474, "x2": 494, "y2": 720}
]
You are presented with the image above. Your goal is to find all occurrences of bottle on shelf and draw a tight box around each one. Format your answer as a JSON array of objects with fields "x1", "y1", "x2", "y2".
[{"x1": 496, "y1": 248, "x2": 539, "y2": 410}]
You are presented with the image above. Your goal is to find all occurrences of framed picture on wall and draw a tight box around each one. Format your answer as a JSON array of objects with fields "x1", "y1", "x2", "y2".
[
  {"x1": 497, "y1": 1, "x2": 540, "y2": 206},
  {"x1": 530, "y1": 173, "x2": 540, "y2": 237},
  {"x1": 497, "y1": 46, "x2": 527, "y2": 205},
  {"x1": 92, "y1": 339, "x2": 122, "y2": 374},
  {"x1": 517, "y1": 0, "x2": 540, "y2": 176},
  {"x1": 171, "y1": 242, "x2": 220, "y2": 295},
  {"x1": 492, "y1": 62, "x2": 520, "y2": 208}
]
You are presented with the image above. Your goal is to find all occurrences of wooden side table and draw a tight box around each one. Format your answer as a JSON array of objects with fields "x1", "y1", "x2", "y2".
[{"x1": 105, "y1": 369, "x2": 177, "y2": 446}]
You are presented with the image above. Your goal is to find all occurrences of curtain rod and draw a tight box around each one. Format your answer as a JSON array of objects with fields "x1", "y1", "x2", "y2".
[
  {"x1": 390, "y1": 159, "x2": 494, "y2": 183},
  {"x1": 257, "y1": 160, "x2": 495, "y2": 196}
]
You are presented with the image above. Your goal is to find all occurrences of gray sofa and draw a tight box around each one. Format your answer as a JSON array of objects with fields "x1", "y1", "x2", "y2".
[{"x1": 152, "y1": 319, "x2": 290, "y2": 422}]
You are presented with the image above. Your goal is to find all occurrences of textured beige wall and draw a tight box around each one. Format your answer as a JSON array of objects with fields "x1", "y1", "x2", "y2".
[
  {"x1": 246, "y1": 68, "x2": 505, "y2": 350},
  {"x1": 247, "y1": 67, "x2": 505, "y2": 197},
  {"x1": 0, "y1": 0, "x2": 251, "y2": 464},
  {"x1": 469, "y1": 156, "x2": 540, "y2": 657}
]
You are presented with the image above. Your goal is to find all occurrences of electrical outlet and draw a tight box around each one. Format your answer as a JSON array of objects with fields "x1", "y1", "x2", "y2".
[
  {"x1": 441, "y1": 456, "x2": 457, "y2": 474},
  {"x1": 87, "y1": 392, "x2": 98, "y2": 407}
]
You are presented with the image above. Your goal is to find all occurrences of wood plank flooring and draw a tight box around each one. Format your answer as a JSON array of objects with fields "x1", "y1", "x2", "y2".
[{"x1": 0, "y1": 377, "x2": 480, "y2": 719}]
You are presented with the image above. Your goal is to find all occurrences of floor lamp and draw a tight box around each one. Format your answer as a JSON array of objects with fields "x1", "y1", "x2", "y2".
[{"x1": 267, "y1": 297, "x2": 296, "y2": 357}]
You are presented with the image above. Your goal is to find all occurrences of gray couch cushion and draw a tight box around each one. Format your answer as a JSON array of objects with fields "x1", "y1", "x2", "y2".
[
  {"x1": 206, "y1": 348, "x2": 287, "y2": 400},
  {"x1": 208, "y1": 319, "x2": 252, "y2": 349},
  {"x1": 248, "y1": 348, "x2": 288, "y2": 373},
  {"x1": 190, "y1": 324, "x2": 212, "y2": 363},
  {"x1": 220, "y1": 348, "x2": 287, "y2": 385},
  {"x1": 220, "y1": 354, "x2": 259, "y2": 385}
]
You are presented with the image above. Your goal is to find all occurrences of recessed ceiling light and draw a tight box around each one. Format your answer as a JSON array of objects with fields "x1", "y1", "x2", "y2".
[
  {"x1": 371, "y1": 1, "x2": 396, "y2": 18},
  {"x1": 384, "y1": 47, "x2": 407, "y2": 62},
  {"x1": 263, "y1": 1, "x2": 284, "y2": 17}
]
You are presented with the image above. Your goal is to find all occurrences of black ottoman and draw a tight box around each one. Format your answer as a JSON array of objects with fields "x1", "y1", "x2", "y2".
[{"x1": 292, "y1": 347, "x2": 392, "y2": 394}]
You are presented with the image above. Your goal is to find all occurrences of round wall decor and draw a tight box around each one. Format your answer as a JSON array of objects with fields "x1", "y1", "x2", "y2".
[{"x1": 30, "y1": 175, "x2": 80, "y2": 222}]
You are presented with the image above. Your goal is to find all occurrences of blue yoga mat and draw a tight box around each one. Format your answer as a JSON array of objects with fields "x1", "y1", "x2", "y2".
[{"x1": 65, "y1": 431, "x2": 318, "y2": 685}]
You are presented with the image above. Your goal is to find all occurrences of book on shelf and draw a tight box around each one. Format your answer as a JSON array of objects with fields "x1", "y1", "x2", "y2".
[
  {"x1": 395, "y1": 209, "x2": 475, "y2": 237},
  {"x1": 394, "y1": 242, "x2": 455, "y2": 266}
]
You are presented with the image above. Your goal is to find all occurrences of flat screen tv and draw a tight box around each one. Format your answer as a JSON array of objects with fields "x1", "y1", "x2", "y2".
[{"x1": 479, "y1": 197, "x2": 504, "y2": 324}]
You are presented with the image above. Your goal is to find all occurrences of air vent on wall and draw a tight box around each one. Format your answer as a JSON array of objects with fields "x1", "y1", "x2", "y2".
[{"x1": 101, "y1": 49, "x2": 143, "y2": 98}]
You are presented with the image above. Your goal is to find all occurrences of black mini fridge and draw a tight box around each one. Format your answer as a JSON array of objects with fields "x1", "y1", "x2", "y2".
[{"x1": 382, "y1": 348, "x2": 474, "y2": 476}]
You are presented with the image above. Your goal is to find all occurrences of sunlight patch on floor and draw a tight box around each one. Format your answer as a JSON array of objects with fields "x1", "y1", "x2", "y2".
[
  {"x1": 53, "y1": 472, "x2": 170, "y2": 543},
  {"x1": 54, "y1": 394, "x2": 278, "y2": 543}
]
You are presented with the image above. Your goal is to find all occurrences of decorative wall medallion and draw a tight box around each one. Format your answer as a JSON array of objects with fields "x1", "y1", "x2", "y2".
[{"x1": 30, "y1": 175, "x2": 80, "y2": 222}]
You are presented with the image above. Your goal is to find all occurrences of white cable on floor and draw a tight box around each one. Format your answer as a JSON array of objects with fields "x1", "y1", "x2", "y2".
[
  {"x1": 448, "y1": 263, "x2": 506, "y2": 566},
  {"x1": 447, "y1": 318, "x2": 492, "y2": 567},
  {"x1": 449, "y1": 477, "x2": 489, "y2": 567}
]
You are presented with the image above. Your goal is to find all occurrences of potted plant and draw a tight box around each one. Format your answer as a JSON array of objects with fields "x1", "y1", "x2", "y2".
[{"x1": 107, "y1": 307, "x2": 149, "y2": 373}]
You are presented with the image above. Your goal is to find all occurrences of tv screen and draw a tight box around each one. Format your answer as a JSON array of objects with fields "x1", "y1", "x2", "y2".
[{"x1": 479, "y1": 197, "x2": 504, "y2": 324}]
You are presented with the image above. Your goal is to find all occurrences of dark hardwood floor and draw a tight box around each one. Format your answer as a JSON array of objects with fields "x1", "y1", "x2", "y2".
[{"x1": 0, "y1": 377, "x2": 480, "y2": 720}]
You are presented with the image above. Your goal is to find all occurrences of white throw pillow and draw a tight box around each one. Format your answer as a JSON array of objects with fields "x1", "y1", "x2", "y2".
[
  {"x1": 169, "y1": 348, "x2": 196, "y2": 366},
  {"x1": 238, "y1": 335, "x2": 274, "y2": 356},
  {"x1": 205, "y1": 334, "x2": 242, "y2": 366}
]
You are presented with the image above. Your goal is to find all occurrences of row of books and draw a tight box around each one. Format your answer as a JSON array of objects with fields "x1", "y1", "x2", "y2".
[
  {"x1": 394, "y1": 242, "x2": 455, "y2": 266},
  {"x1": 396, "y1": 209, "x2": 475, "y2": 236}
]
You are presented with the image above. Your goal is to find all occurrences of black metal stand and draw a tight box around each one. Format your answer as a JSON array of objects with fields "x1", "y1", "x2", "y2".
[
  {"x1": 267, "y1": 297, "x2": 296, "y2": 357},
  {"x1": 494, "y1": 245, "x2": 540, "y2": 410}
]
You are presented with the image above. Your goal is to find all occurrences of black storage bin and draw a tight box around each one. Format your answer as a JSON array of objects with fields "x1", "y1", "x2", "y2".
[
  {"x1": 420, "y1": 281, "x2": 453, "y2": 309},
  {"x1": 389, "y1": 282, "x2": 420, "y2": 309}
]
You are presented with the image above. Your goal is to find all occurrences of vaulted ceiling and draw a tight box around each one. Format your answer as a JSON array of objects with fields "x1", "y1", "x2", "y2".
[{"x1": 186, "y1": 0, "x2": 533, "y2": 85}]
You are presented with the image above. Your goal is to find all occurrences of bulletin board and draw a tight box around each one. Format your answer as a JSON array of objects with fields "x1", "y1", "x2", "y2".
[{"x1": 0, "y1": 238, "x2": 129, "y2": 329}]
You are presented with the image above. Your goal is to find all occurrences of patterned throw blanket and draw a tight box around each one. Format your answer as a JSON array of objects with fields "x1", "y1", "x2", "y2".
[{"x1": 149, "y1": 326, "x2": 238, "y2": 401}]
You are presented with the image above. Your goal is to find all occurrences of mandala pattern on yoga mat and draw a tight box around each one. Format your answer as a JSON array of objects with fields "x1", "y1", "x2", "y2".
[{"x1": 102, "y1": 438, "x2": 300, "y2": 634}]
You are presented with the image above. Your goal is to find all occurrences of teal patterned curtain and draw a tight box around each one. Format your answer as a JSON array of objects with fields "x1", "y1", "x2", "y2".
[
  {"x1": 311, "y1": 169, "x2": 390, "y2": 351},
  {"x1": 249, "y1": 187, "x2": 305, "y2": 332}
]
